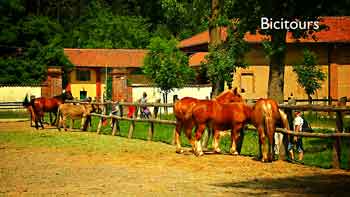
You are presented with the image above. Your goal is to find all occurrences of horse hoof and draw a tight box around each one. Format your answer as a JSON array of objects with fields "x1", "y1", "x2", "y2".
[
  {"x1": 194, "y1": 150, "x2": 204, "y2": 157},
  {"x1": 230, "y1": 151, "x2": 239, "y2": 156},
  {"x1": 214, "y1": 148, "x2": 222, "y2": 154},
  {"x1": 196, "y1": 151, "x2": 204, "y2": 157},
  {"x1": 261, "y1": 158, "x2": 270, "y2": 163},
  {"x1": 176, "y1": 149, "x2": 184, "y2": 154}
]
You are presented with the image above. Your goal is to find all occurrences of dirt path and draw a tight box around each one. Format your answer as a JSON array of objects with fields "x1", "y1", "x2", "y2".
[{"x1": 1, "y1": 121, "x2": 350, "y2": 196}]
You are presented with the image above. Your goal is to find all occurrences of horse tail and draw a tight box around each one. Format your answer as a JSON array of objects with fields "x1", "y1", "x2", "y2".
[
  {"x1": 278, "y1": 109, "x2": 290, "y2": 131},
  {"x1": 263, "y1": 103, "x2": 275, "y2": 156},
  {"x1": 23, "y1": 94, "x2": 30, "y2": 107}
]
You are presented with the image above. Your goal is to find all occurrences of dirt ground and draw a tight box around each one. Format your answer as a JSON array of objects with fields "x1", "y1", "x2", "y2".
[{"x1": 1, "y1": 121, "x2": 350, "y2": 196}]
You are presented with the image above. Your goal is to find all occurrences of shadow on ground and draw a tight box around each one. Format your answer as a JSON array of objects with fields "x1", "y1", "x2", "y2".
[{"x1": 212, "y1": 174, "x2": 350, "y2": 196}]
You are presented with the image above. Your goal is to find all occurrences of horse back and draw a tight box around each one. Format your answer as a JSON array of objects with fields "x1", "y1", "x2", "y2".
[
  {"x1": 174, "y1": 97, "x2": 199, "y2": 120},
  {"x1": 251, "y1": 98, "x2": 280, "y2": 128}
]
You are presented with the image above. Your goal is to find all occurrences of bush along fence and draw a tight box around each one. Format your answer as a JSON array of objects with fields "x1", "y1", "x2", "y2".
[{"x1": 52, "y1": 100, "x2": 350, "y2": 168}]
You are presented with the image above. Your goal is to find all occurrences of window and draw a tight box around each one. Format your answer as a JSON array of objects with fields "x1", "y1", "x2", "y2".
[
  {"x1": 76, "y1": 70, "x2": 91, "y2": 81},
  {"x1": 240, "y1": 73, "x2": 255, "y2": 94}
]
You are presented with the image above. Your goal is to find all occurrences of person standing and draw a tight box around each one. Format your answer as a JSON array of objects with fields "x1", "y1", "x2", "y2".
[
  {"x1": 288, "y1": 110, "x2": 304, "y2": 161},
  {"x1": 139, "y1": 92, "x2": 150, "y2": 118}
]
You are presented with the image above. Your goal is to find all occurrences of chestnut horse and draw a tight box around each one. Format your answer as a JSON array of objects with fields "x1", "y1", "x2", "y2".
[
  {"x1": 250, "y1": 98, "x2": 290, "y2": 162},
  {"x1": 174, "y1": 88, "x2": 243, "y2": 153},
  {"x1": 192, "y1": 101, "x2": 252, "y2": 156},
  {"x1": 192, "y1": 97, "x2": 290, "y2": 162},
  {"x1": 31, "y1": 90, "x2": 73, "y2": 129}
]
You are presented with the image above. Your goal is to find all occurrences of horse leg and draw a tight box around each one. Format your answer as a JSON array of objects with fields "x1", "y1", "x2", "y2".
[
  {"x1": 258, "y1": 127, "x2": 268, "y2": 162},
  {"x1": 236, "y1": 128, "x2": 245, "y2": 155},
  {"x1": 230, "y1": 124, "x2": 243, "y2": 155},
  {"x1": 193, "y1": 124, "x2": 206, "y2": 156},
  {"x1": 52, "y1": 112, "x2": 57, "y2": 126},
  {"x1": 267, "y1": 126, "x2": 276, "y2": 162},
  {"x1": 57, "y1": 116, "x2": 62, "y2": 131},
  {"x1": 175, "y1": 120, "x2": 184, "y2": 154},
  {"x1": 63, "y1": 117, "x2": 67, "y2": 131},
  {"x1": 212, "y1": 129, "x2": 222, "y2": 153},
  {"x1": 49, "y1": 113, "x2": 53, "y2": 125}
]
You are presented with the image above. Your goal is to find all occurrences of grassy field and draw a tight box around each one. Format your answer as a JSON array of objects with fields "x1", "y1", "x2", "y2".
[
  {"x1": 71, "y1": 115, "x2": 350, "y2": 169},
  {"x1": 1, "y1": 110, "x2": 350, "y2": 169}
]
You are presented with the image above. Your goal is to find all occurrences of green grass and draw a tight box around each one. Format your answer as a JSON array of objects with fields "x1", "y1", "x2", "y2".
[
  {"x1": 1, "y1": 112, "x2": 350, "y2": 169},
  {"x1": 0, "y1": 110, "x2": 29, "y2": 119}
]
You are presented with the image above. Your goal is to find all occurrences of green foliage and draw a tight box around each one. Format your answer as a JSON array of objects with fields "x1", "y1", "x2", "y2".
[
  {"x1": 143, "y1": 37, "x2": 195, "y2": 100},
  {"x1": 0, "y1": 1, "x2": 73, "y2": 85},
  {"x1": 160, "y1": 0, "x2": 210, "y2": 39},
  {"x1": 292, "y1": 49, "x2": 326, "y2": 98},
  {"x1": 70, "y1": 1, "x2": 151, "y2": 49},
  {"x1": 203, "y1": 22, "x2": 249, "y2": 88}
]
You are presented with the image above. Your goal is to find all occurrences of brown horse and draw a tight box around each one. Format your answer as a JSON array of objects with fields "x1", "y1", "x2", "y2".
[
  {"x1": 174, "y1": 88, "x2": 243, "y2": 153},
  {"x1": 192, "y1": 101, "x2": 252, "y2": 156},
  {"x1": 249, "y1": 98, "x2": 290, "y2": 162},
  {"x1": 191, "y1": 97, "x2": 290, "y2": 162},
  {"x1": 31, "y1": 90, "x2": 74, "y2": 129}
]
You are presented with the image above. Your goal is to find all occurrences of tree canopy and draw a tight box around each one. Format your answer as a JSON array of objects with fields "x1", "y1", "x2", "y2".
[
  {"x1": 293, "y1": 49, "x2": 326, "y2": 103},
  {"x1": 143, "y1": 37, "x2": 195, "y2": 103},
  {"x1": 0, "y1": 0, "x2": 208, "y2": 85}
]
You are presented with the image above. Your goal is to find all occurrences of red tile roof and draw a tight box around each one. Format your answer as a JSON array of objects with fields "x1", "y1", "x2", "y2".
[
  {"x1": 64, "y1": 48, "x2": 148, "y2": 68},
  {"x1": 179, "y1": 16, "x2": 350, "y2": 49}
]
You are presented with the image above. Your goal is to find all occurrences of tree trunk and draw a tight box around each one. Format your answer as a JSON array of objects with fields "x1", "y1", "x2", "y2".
[
  {"x1": 267, "y1": 30, "x2": 287, "y2": 103},
  {"x1": 209, "y1": 0, "x2": 223, "y2": 97},
  {"x1": 308, "y1": 94, "x2": 313, "y2": 104},
  {"x1": 163, "y1": 92, "x2": 168, "y2": 115}
]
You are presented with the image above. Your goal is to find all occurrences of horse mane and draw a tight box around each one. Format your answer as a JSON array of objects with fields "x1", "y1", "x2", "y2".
[
  {"x1": 53, "y1": 90, "x2": 72, "y2": 101},
  {"x1": 214, "y1": 87, "x2": 242, "y2": 102}
]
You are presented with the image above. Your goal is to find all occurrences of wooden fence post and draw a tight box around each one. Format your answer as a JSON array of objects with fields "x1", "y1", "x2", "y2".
[
  {"x1": 128, "y1": 119, "x2": 135, "y2": 139},
  {"x1": 148, "y1": 122, "x2": 154, "y2": 141},
  {"x1": 97, "y1": 104, "x2": 106, "y2": 134},
  {"x1": 332, "y1": 111, "x2": 343, "y2": 168}
]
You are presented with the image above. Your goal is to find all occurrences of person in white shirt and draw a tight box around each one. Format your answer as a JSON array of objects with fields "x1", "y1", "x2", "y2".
[{"x1": 288, "y1": 110, "x2": 304, "y2": 161}]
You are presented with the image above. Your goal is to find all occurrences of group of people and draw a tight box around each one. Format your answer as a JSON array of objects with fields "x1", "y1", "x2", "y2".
[{"x1": 109, "y1": 92, "x2": 151, "y2": 119}]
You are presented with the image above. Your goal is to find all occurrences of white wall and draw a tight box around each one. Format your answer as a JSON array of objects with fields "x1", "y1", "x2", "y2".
[
  {"x1": 131, "y1": 85, "x2": 212, "y2": 114},
  {"x1": 131, "y1": 85, "x2": 212, "y2": 103},
  {"x1": 0, "y1": 86, "x2": 41, "y2": 102}
]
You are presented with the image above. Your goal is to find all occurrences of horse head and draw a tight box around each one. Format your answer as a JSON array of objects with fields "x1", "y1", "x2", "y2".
[
  {"x1": 215, "y1": 87, "x2": 243, "y2": 103},
  {"x1": 63, "y1": 90, "x2": 74, "y2": 101}
]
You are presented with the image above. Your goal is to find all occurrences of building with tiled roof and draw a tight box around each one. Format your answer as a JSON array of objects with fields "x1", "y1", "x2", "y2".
[
  {"x1": 183, "y1": 16, "x2": 350, "y2": 102},
  {"x1": 63, "y1": 48, "x2": 148, "y2": 101}
]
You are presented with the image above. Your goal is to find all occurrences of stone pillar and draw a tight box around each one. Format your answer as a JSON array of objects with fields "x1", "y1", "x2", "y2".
[
  {"x1": 111, "y1": 68, "x2": 132, "y2": 102},
  {"x1": 95, "y1": 68, "x2": 102, "y2": 101},
  {"x1": 329, "y1": 45, "x2": 338, "y2": 102},
  {"x1": 42, "y1": 66, "x2": 62, "y2": 97}
]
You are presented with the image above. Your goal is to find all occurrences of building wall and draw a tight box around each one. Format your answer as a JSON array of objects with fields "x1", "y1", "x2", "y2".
[
  {"x1": 132, "y1": 85, "x2": 212, "y2": 103},
  {"x1": 0, "y1": 86, "x2": 41, "y2": 102},
  {"x1": 69, "y1": 68, "x2": 106, "y2": 100},
  {"x1": 233, "y1": 44, "x2": 332, "y2": 101}
]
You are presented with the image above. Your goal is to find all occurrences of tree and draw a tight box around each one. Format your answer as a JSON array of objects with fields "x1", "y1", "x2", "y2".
[
  {"x1": 68, "y1": 1, "x2": 151, "y2": 49},
  {"x1": 143, "y1": 37, "x2": 195, "y2": 104},
  {"x1": 0, "y1": 0, "x2": 73, "y2": 85},
  {"x1": 293, "y1": 49, "x2": 326, "y2": 104},
  {"x1": 204, "y1": 20, "x2": 249, "y2": 96}
]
